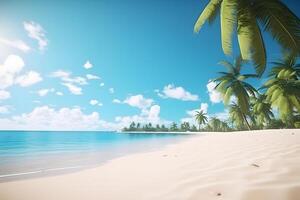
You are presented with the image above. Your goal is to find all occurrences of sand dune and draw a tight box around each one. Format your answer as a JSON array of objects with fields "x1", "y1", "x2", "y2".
[{"x1": 1, "y1": 129, "x2": 300, "y2": 200}]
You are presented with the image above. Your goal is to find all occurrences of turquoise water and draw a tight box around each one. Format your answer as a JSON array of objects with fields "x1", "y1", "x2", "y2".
[{"x1": 0, "y1": 131, "x2": 190, "y2": 181}]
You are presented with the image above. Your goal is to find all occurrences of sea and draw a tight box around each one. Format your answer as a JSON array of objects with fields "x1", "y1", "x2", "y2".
[{"x1": 0, "y1": 131, "x2": 191, "y2": 181}]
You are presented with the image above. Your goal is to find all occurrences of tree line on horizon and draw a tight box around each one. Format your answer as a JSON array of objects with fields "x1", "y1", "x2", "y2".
[
  {"x1": 122, "y1": 121, "x2": 200, "y2": 132},
  {"x1": 124, "y1": 0, "x2": 300, "y2": 132},
  {"x1": 122, "y1": 119, "x2": 232, "y2": 132}
]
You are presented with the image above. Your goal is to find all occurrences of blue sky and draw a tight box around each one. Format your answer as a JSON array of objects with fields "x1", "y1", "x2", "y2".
[{"x1": 0, "y1": 0, "x2": 299, "y2": 130}]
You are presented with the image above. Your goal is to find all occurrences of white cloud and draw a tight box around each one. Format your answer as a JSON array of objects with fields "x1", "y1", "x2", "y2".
[
  {"x1": 100, "y1": 83, "x2": 105, "y2": 87},
  {"x1": 200, "y1": 103, "x2": 209, "y2": 113},
  {"x1": 0, "y1": 55, "x2": 41, "y2": 89},
  {"x1": 123, "y1": 94, "x2": 153, "y2": 110},
  {"x1": 4, "y1": 54, "x2": 25, "y2": 73},
  {"x1": 38, "y1": 89, "x2": 49, "y2": 97},
  {"x1": 51, "y1": 70, "x2": 87, "y2": 95},
  {"x1": 0, "y1": 90, "x2": 11, "y2": 100},
  {"x1": 86, "y1": 74, "x2": 100, "y2": 80},
  {"x1": 37, "y1": 88, "x2": 55, "y2": 97},
  {"x1": 157, "y1": 84, "x2": 199, "y2": 101},
  {"x1": 207, "y1": 80, "x2": 222, "y2": 103},
  {"x1": 210, "y1": 110, "x2": 229, "y2": 121},
  {"x1": 113, "y1": 104, "x2": 170, "y2": 129},
  {"x1": 51, "y1": 70, "x2": 70, "y2": 78},
  {"x1": 148, "y1": 105, "x2": 160, "y2": 120},
  {"x1": 83, "y1": 60, "x2": 93, "y2": 69},
  {"x1": 104, "y1": 95, "x2": 169, "y2": 129},
  {"x1": 98, "y1": 102, "x2": 103, "y2": 106},
  {"x1": 0, "y1": 38, "x2": 31, "y2": 52},
  {"x1": 112, "y1": 99, "x2": 121, "y2": 104},
  {"x1": 0, "y1": 106, "x2": 100, "y2": 130},
  {"x1": 90, "y1": 99, "x2": 98, "y2": 106},
  {"x1": 0, "y1": 106, "x2": 10, "y2": 114},
  {"x1": 51, "y1": 70, "x2": 87, "y2": 85},
  {"x1": 56, "y1": 91, "x2": 63, "y2": 96},
  {"x1": 109, "y1": 88, "x2": 114, "y2": 94},
  {"x1": 0, "y1": 103, "x2": 169, "y2": 131},
  {"x1": 62, "y1": 83, "x2": 82, "y2": 95},
  {"x1": 186, "y1": 103, "x2": 209, "y2": 116},
  {"x1": 23, "y1": 21, "x2": 48, "y2": 51},
  {"x1": 15, "y1": 71, "x2": 42, "y2": 87}
]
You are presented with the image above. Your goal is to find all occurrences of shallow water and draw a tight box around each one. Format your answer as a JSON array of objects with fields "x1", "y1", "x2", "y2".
[{"x1": 0, "y1": 131, "x2": 191, "y2": 181}]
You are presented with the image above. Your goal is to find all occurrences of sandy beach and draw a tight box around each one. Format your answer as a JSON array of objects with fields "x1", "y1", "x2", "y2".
[{"x1": 1, "y1": 129, "x2": 300, "y2": 200}]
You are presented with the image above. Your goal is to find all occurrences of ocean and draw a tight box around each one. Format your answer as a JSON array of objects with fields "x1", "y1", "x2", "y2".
[{"x1": 0, "y1": 131, "x2": 191, "y2": 181}]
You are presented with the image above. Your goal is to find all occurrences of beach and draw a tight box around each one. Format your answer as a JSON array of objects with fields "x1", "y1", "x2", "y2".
[{"x1": 1, "y1": 129, "x2": 300, "y2": 200}]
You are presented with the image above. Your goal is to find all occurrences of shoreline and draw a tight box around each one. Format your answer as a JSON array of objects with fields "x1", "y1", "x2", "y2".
[
  {"x1": 0, "y1": 133, "x2": 193, "y2": 182},
  {"x1": 120, "y1": 128, "x2": 298, "y2": 134},
  {"x1": 1, "y1": 129, "x2": 300, "y2": 200}
]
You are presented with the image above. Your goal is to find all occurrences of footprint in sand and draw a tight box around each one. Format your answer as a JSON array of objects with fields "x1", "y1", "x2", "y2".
[{"x1": 251, "y1": 163, "x2": 260, "y2": 168}]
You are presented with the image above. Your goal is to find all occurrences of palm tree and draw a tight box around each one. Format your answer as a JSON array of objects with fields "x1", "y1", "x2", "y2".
[
  {"x1": 194, "y1": 0, "x2": 300, "y2": 76},
  {"x1": 170, "y1": 122, "x2": 178, "y2": 131},
  {"x1": 161, "y1": 124, "x2": 168, "y2": 131},
  {"x1": 263, "y1": 54, "x2": 300, "y2": 123},
  {"x1": 263, "y1": 79, "x2": 300, "y2": 124},
  {"x1": 214, "y1": 56, "x2": 257, "y2": 129},
  {"x1": 220, "y1": 121, "x2": 230, "y2": 131},
  {"x1": 251, "y1": 94, "x2": 274, "y2": 127},
  {"x1": 194, "y1": 110, "x2": 208, "y2": 130},
  {"x1": 136, "y1": 123, "x2": 141, "y2": 130},
  {"x1": 191, "y1": 125, "x2": 198, "y2": 132},
  {"x1": 129, "y1": 122, "x2": 136, "y2": 131},
  {"x1": 181, "y1": 122, "x2": 190, "y2": 132},
  {"x1": 155, "y1": 124, "x2": 160, "y2": 131},
  {"x1": 269, "y1": 53, "x2": 300, "y2": 80},
  {"x1": 209, "y1": 117, "x2": 222, "y2": 131},
  {"x1": 229, "y1": 103, "x2": 248, "y2": 129}
]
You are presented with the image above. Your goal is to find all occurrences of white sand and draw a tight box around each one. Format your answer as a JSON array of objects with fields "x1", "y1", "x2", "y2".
[{"x1": 1, "y1": 129, "x2": 300, "y2": 200}]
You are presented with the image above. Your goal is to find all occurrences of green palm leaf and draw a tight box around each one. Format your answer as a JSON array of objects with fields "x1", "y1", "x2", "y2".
[
  {"x1": 255, "y1": 0, "x2": 300, "y2": 55},
  {"x1": 237, "y1": 3, "x2": 266, "y2": 76},
  {"x1": 220, "y1": 0, "x2": 237, "y2": 55},
  {"x1": 194, "y1": 0, "x2": 222, "y2": 33}
]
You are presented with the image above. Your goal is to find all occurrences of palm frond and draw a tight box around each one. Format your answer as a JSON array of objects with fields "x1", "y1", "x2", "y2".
[
  {"x1": 218, "y1": 60, "x2": 235, "y2": 73},
  {"x1": 255, "y1": 0, "x2": 300, "y2": 55},
  {"x1": 220, "y1": 0, "x2": 237, "y2": 55},
  {"x1": 237, "y1": 4, "x2": 266, "y2": 76},
  {"x1": 194, "y1": 0, "x2": 222, "y2": 33}
]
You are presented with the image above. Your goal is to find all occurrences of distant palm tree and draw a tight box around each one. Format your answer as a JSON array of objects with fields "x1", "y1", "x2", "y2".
[
  {"x1": 229, "y1": 103, "x2": 249, "y2": 129},
  {"x1": 214, "y1": 56, "x2": 257, "y2": 130},
  {"x1": 191, "y1": 125, "x2": 198, "y2": 132},
  {"x1": 209, "y1": 117, "x2": 222, "y2": 131},
  {"x1": 136, "y1": 123, "x2": 141, "y2": 129},
  {"x1": 194, "y1": 0, "x2": 300, "y2": 75},
  {"x1": 251, "y1": 94, "x2": 274, "y2": 127},
  {"x1": 161, "y1": 124, "x2": 168, "y2": 131},
  {"x1": 156, "y1": 124, "x2": 161, "y2": 130},
  {"x1": 195, "y1": 110, "x2": 208, "y2": 130},
  {"x1": 170, "y1": 122, "x2": 178, "y2": 131},
  {"x1": 129, "y1": 122, "x2": 136, "y2": 130},
  {"x1": 181, "y1": 122, "x2": 190, "y2": 132},
  {"x1": 220, "y1": 121, "x2": 230, "y2": 132}
]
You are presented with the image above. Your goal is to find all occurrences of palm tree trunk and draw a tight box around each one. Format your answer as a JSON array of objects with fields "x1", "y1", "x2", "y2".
[
  {"x1": 243, "y1": 114, "x2": 251, "y2": 130},
  {"x1": 198, "y1": 124, "x2": 201, "y2": 131}
]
